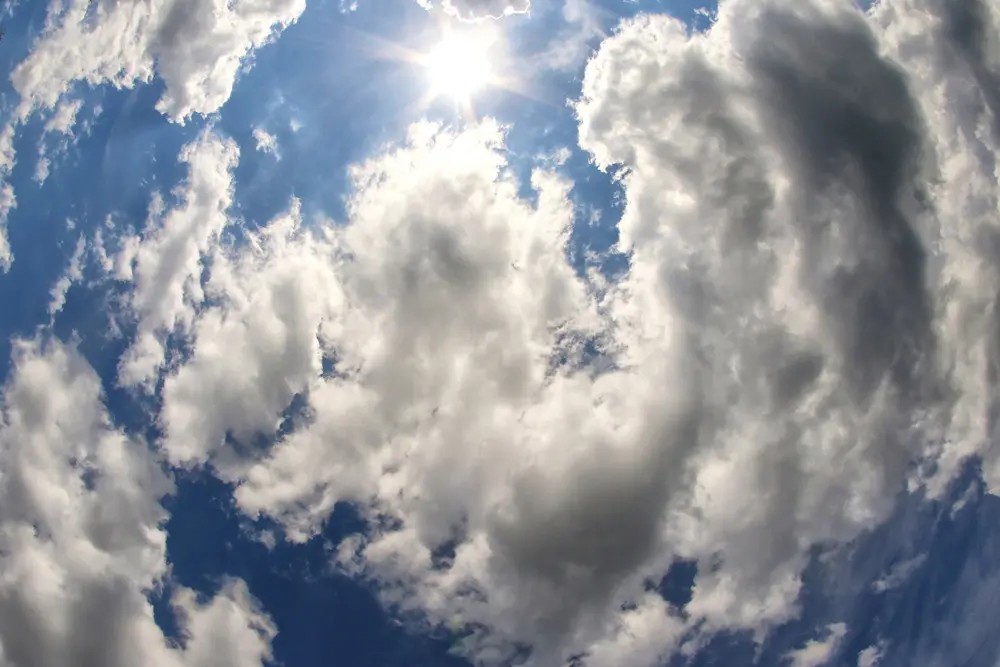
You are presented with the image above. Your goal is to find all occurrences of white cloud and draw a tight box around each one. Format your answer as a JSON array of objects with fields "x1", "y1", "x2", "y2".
[
  {"x1": 872, "y1": 554, "x2": 926, "y2": 593},
  {"x1": 252, "y1": 126, "x2": 280, "y2": 158},
  {"x1": 785, "y1": 623, "x2": 847, "y2": 667},
  {"x1": 48, "y1": 235, "x2": 87, "y2": 318},
  {"x1": 118, "y1": 130, "x2": 239, "y2": 388},
  {"x1": 536, "y1": 0, "x2": 608, "y2": 71},
  {"x1": 0, "y1": 125, "x2": 14, "y2": 173},
  {"x1": 858, "y1": 642, "x2": 886, "y2": 667},
  {"x1": 0, "y1": 337, "x2": 274, "y2": 667},
  {"x1": 575, "y1": 0, "x2": 1000, "y2": 629},
  {"x1": 151, "y1": 120, "x2": 626, "y2": 662},
  {"x1": 420, "y1": 0, "x2": 529, "y2": 21},
  {"x1": 0, "y1": 124, "x2": 15, "y2": 273},
  {"x1": 159, "y1": 197, "x2": 337, "y2": 471},
  {"x1": 0, "y1": 183, "x2": 15, "y2": 273},
  {"x1": 44, "y1": 97, "x2": 84, "y2": 135},
  {"x1": 11, "y1": 0, "x2": 306, "y2": 124},
  {"x1": 35, "y1": 97, "x2": 86, "y2": 185},
  {"x1": 99, "y1": 0, "x2": 1000, "y2": 663},
  {"x1": 867, "y1": 0, "x2": 1000, "y2": 498},
  {"x1": 34, "y1": 157, "x2": 51, "y2": 184}
]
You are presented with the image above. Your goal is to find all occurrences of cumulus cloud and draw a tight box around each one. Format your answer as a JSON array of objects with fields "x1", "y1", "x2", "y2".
[
  {"x1": 44, "y1": 98, "x2": 84, "y2": 135},
  {"x1": 0, "y1": 337, "x2": 274, "y2": 667},
  {"x1": 0, "y1": 183, "x2": 15, "y2": 273},
  {"x1": 252, "y1": 127, "x2": 280, "y2": 158},
  {"x1": 420, "y1": 0, "x2": 529, "y2": 21},
  {"x1": 118, "y1": 130, "x2": 239, "y2": 388},
  {"x1": 11, "y1": 0, "x2": 306, "y2": 124},
  {"x1": 105, "y1": 0, "x2": 1000, "y2": 664}
]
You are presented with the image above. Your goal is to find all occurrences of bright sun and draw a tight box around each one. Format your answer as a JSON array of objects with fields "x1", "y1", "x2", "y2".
[{"x1": 423, "y1": 31, "x2": 495, "y2": 103}]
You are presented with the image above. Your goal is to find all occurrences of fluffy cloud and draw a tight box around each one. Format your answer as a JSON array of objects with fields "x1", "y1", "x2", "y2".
[
  {"x1": 0, "y1": 0, "x2": 303, "y2": 271},
  {"x1": 576, "y1": 0, "x2": 1000, "y2": 627},
  {"x1": 0, "y1": 337, "x2": 274, "y2": 666},
  {"x1": 11, "y1": 0, "x2": 306, "y2": 124},
  {"x1": 0, "y1": 183, "x2": 15, "y2": 273},
  {"x1": 421, "y1": 0, "x2": 529, "y2": 21},
  {"x1": 106, "y1": 0, "x2": 1000, "y2": 664},
  {"x1": 118, "y1": 130, "x2": 239, "y2": 388},
  {"x1": 152, "y1": 120, "x2": 619, "y2": 662},
  {"x1": 252, "y1": 127, "x2": 280, "y2": 158}
]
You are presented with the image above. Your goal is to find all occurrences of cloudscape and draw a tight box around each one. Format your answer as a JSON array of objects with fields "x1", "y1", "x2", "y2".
[{"x1": 0, "y1": 0, "x2": 999, "y2": 666}]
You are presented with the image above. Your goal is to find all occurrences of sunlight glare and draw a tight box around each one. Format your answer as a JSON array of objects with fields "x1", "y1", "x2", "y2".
[{"x1": 424, "y1": 31, "x2": 496, "y2": 103}]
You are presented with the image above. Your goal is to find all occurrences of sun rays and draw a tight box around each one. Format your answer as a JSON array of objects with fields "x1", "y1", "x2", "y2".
[{"x1": 423, "y1": 30, "x2": 496, "y2": 105}]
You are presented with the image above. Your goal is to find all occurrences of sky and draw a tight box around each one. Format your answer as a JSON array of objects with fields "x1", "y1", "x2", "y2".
[{"x1": 1, "y1": 0, "x2": 1000, "y2": 666}]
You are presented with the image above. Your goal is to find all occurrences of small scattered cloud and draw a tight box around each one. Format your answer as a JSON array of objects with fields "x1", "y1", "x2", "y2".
[
  {"x1": 872, "y1": 554, "x2": 927, "y2": 593},
  {"x1": 48, "y1": 234, "x2": 86, "y2": 318},
  {"x1": 858, "y1": 641, "x2": 886, "y2": 667},
  {"x1": 785, "y1": 623, "x2": 848, "y2": 667},
  {"x1": 253, "y1": 127, "x2": 280, "y2": 159}
]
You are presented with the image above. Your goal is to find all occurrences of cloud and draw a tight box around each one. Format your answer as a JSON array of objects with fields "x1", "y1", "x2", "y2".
[
  {"x1": 158, "y1": 197, "x2": 337, "y2": 472},
  {"x1": 0, "y1": 337, "x2": 274, "y2": 667},
  {"x1": 103, "y1": 0, "x2": 1000, "y2": 663},
  {"x1": 35, "y1": 98, "x2": 87, "y2": 185},
  {"x1": 150, "y1": 120, "x2": 623, "y2": 662},
  {"x1": 11, "y1": 0, "x2": 306, "y2": 124},
  {"x1": 785, "y1": 623, "x2": 847, "y2": 667},
  {"x1": 48, "y1": 235, "x2": 87, "y2": 318},
  {"x1": 118, "y1": 129, "x2": 239, "y2": 388},
  {"x1": 44, "y1": 98, "x2": 84, "y2": 135},
  {"x1": 0, "y1": 123, "x2": 15, "y2": 273},
  {"x1": 536, "y1": 0, "x2": 608, "y2": 71},
  {"x1": 0, "y1": 183, "x2": 15, "y2": 273},
  {"x1": 576, "y1": 0, "x2": 935, "y2": 632},
  {"x1": 872, "y1": 554, "x2": 927, "y2": 593},
  {"x1": 858, "y1": 642, "x2": 886, "y2": 667},
  {"x1": 420, "y1": 0, "x2": 529, "y2": 21},
  {"x1": 252, "y1": 127, "x2": 280, "y2": 158}
]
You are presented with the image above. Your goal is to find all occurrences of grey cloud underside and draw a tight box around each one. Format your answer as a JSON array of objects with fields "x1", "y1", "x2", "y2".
[{"x1": 37, "y1": 0, "x2": 1000, "y2": 665}]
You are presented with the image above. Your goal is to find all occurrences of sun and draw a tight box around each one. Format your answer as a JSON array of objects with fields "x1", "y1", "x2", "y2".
[{"x1": 422, "y1": 30, "x2": 496, "y2": 104}]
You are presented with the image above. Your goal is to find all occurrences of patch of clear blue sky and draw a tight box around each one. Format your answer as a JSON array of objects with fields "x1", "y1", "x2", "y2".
[{"x1": 2, "y1": 0, "x2": 1000, "y2": 665}]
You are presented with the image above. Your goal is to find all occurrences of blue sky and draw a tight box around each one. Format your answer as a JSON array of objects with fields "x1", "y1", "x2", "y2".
[{"x1": 1, "y1": 1, "x2": 1000, "y2": 666}]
